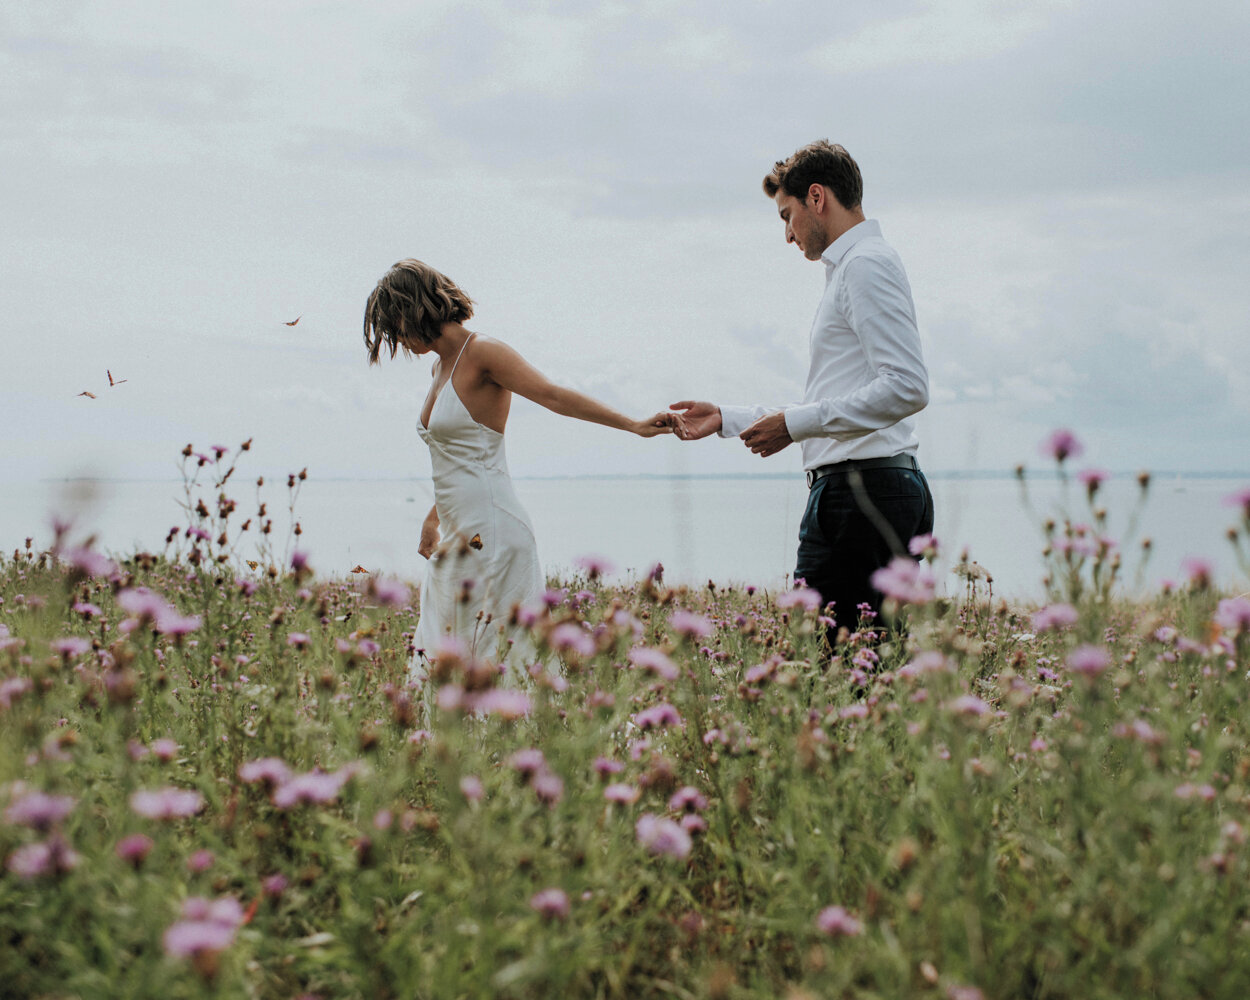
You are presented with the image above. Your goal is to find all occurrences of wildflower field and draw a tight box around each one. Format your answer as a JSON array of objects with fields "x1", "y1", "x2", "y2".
[{"x1": 3, "y1": 443, "x2": 1250, "y2": 999}]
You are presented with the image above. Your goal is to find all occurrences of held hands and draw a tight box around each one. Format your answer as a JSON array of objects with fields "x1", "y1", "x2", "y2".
[
  {"x1": 635, "y1": 411, "x2": 680, "y2": 437},
  {"x1": 668, "y1": 400, "x2": 722, "y2": 441}
]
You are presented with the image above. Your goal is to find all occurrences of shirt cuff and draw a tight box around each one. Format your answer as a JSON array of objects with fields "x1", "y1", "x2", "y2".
[
  {"x1": 784, "y1": 404, "x2": 822, "y2": 442},
  {"x1": 717, "y1": 404, "x2": 751, "y2": 438}
]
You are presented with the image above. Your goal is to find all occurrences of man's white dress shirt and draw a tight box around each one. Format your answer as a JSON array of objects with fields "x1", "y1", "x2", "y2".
[{"x1": 718, "y1": 220, "x2": 928, "y2": 471}]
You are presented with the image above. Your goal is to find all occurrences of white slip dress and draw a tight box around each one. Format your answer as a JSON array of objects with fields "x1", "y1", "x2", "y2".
[{"x1": 411, "y1": 337, "x2": 543, "y2": 681}]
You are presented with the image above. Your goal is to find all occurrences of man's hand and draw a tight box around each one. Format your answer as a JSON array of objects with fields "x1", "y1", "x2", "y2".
[
  {"x1": 740, "y1": 412, "x2": 793, "y2": 457},
  {"x1": 669, "y1": 400, "x2": 722, "y2": 441},
  {"x1": 418, "y1": 517, "x2": 440, "y2": 560}
]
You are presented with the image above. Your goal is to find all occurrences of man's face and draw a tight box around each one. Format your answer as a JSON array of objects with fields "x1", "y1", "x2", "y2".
[{"x1": 775, "y1": 188, "x2": 829, "y2": 262}]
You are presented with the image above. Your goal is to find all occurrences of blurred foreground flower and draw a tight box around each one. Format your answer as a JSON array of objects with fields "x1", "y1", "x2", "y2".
[
  {"x1": 635, "y1": 813, "x2": 692, "y2": 860},
  {"x1": 815, "y1": 904, "x2": 863, "y2": 938},
  {"x1": 529, "y1": 887, "x2": 570, "y2": 920},
  {"x1": 1041, "y1": 429, "x2": 1083, "y2": 463},
  {"x1": 130, "y1": 787, "x2": 205, "y2": 820},
  {"x1": 871, "y1": 557, "x2": 936, "y2": 605}
]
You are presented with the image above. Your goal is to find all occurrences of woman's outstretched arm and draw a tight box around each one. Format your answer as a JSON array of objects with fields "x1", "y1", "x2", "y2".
[
  {"x1": 418, "y1": 505, "x2": 440, "y2": 559},
  {"x1": 476, "y1": 338, "x2": 673, "y2": 437}
]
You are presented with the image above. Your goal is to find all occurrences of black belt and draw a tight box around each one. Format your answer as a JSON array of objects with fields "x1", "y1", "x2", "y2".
[{"x1": 806, "y1": 454, "x2": 919, "y2": 489}]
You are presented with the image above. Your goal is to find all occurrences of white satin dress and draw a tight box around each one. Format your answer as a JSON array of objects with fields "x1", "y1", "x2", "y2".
[{"x1": 411, "y1": 338, "x2": 543, "y2": 681}]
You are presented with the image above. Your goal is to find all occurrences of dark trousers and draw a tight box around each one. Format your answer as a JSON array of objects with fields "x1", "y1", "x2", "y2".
[{"x1": 794, "y1": 461, "x2": 934, "y2": 631}]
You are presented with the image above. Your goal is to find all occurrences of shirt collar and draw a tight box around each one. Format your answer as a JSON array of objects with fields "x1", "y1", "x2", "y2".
[{"x1": 821, "y1": 218, "x2": 882, "y2": 272}]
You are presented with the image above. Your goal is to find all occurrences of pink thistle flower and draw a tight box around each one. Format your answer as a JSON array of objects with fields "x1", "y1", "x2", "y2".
[
  {"x1": 238, "y1": 758, "x2": 293, "y2": 787},
  {"x1": 1113, "y1": 719, "x2": 1166, "y2": 746},
  {"x1": 1182, "y1": 556, "x2": 1213, "y2": 589},
  {"x1": 947, "y1": 987, "x2": 985, "y2": 1000},
  {"x1": 472, "y1": 688, "x2": 532, "y2": 719},
  {"x1": 593, "y1": 756, "x2": 624, "y2": 777},
  {"x1": 1066, "y1": 644, "x2": 1110, "y2": 677},
  {"x1": 635, "y1": 813, "x2": 692, "y2": 860},
  {"x1": 370, "y1": 577, "x2": 411, "y2": 608},
  {"x1": 459, "y1": 775, "x2": 484, "y2": 802},
  {"x1": 0, "y1": 676, "x2": 33, "y2": 709},
  {"x1": 680, "y1": 814, "x2": 707, "y2": 833},
  {"x1": 669, "y1": 610, "x2": 713, "y2": 639},
  {"x1": 1031, "y1": 603, "x2": 1079, "y2": 632},
  {"x1": 116, "y1": 587, "x2": 171, "y2": 621},
  {"x1": 549, "y1": 622, "x2": 595, "y2": 658},
  {"x1": 604, "y1": 783, "x2": 640, "y2": 804},
  {"x1": 1222, "y1": 486, "x2": 1250, "y2": 517},
  {"x1": 187, "y1": 849, "x2": 215, "y2": 873},
  {"x1": 908, "y1": 533, "x2": 940, "y2": 559},
  {"x1": 668, "y1": 786, "x2": 708, "y2": 813},
  {"x1": 290, "y1": 550, "x2": 310, "y2": 572},
  {"x1": 627, "y1": 646, "x2": 679, "y2": 681},
  {"x1": 129, "y1": 787, "x2": 205, "y2": 820},
  {"x1": 163, "y1": 919, "x2": 236, "y2": 960},
  {"x1": 49, "y1": 636, "x2": 91, "y2": 659},
  {"x1": 286, "y1": 632, "x2": 311, "y2": 649},
  {"x1": 1041, "y1": 428, "x2": 1083, "y2": 463},
  {"x1": 897, "y1": 651, "x2": 952, "y2": 680},
  {"x1": 946, "y1": 694, "x2": 991, "y2": 717},
  {"x1": 64, "y1": 547, "x2": 118, "y2": 579},
  {"x1": 508, "y1": 748, "x2": 547, "y2": 778},
  {"x1": 776, "y1": 587, "x2": 822, "y2": 614},
  {"x1": 870, "y1": 557, "x2": 936, "y2": 605},
  {"x1": 72, "y1": 601, "x2": 102, "y2": 618},
  {"x1": 151, "y1": 738, "x2": 179, "y2": 761},
  {"x1": 7, "y1": 841, "x2": 54, "y2": 879},
  {"x1": 1214, "y1": 597, "x2": 1250, "y2": 634},
  {"x1": 263, "y1": 873, "x2": 288, "y2": 896},
  {"x1": 574, "y1": 554, "x2": 616, "y2": 579},
  {"x1": 271, "y1": 765, "x2": 360, "y2": 809},
  {"x1": 529, "y1": 887, "x2": 570, "y2": 920},
  {"x1": 1077, "y1": 467, "x2": 1109, "y2": 493},
  {"x1": 815, "y1": 904, "x2": 863, "y2": 938},
  {"x1": 633, "y1": 703, "x2": 684, "y2": 731},
  {"x1": 5, "y1": 791, "x2": 76, "y2": 831},
  {"x1": 531, "y1": 770, "x2": 564, "y2": 806},
  {"x1": 115, "y1": 833, "x2": 154, "y2": 867}
]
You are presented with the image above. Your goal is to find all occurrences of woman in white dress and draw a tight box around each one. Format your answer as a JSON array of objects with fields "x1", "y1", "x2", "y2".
[{"x1": 363, "y1": 259, "x2": 673, "y2": 682}]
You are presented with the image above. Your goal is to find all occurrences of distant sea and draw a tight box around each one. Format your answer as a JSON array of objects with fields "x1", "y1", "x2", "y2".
[{"x1": 2, "y1": 473, "x2": 1247, "y2": 600}]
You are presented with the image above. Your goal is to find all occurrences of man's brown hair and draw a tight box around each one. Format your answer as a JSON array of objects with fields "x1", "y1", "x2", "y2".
[
  {"x1": 363, "y1": 259, "x2": 474, "y2": 363},
  {"x1": 762, "y1": 141, "x2": 863, "y2": 210}
]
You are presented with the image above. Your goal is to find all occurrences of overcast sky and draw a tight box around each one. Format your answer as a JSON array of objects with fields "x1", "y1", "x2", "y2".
[{"x1": 4, "y1": 0, "x2": 1248, "y2": 488}]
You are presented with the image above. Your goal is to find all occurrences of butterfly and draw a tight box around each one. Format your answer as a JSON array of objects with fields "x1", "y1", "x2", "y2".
[
  {"x1": 107, "y1": 370, "x2": 127, "y2": 387},
  {"x1": 350, "y1": 565, "x2": 369, "y2": 574},
  {"x1": 246, "y1": 560, "x2": 259, "y2": 570},
  {"x1": 468, "y1": 534, "x2": 483, "y2": 550},
  {"x1": 284, "y1": 316, "x2": 301, "y2": 326},
  {"x1": 77, "y1": 391, "x2": 96, "y2": 399}
]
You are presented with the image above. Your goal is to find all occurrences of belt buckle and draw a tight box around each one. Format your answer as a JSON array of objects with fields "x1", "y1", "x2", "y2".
[{"x1": 805, "y1": 469, "x2": 816, "y2": 489}]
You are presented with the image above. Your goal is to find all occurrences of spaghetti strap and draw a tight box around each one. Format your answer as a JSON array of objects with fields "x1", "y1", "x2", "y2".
[{"x1": 448, "y1": 333, "x2": 475, "y2": 378}]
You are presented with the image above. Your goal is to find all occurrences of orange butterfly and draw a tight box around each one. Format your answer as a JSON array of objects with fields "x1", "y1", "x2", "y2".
[
  {"x1": 350, "y1": 565, "x2": 369, "y2": 574},
  {"x1": 468, "y1": 534, "x2": 483, "y2": 550},
  {"x1": 77, "y1": 391, "x2": 96, "y2": 399},
  {"x1": 107, "y1": 370, "x2": 127, "y2": 386},
  {"x1": 284, "y1": 316, "x2": 301, "y2": 326}
]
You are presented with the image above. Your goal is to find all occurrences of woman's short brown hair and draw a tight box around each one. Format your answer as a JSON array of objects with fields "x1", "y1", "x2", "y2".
[
  {"x1": 762, "y1": 141, "x2": 863, "y2": 210},
  {"x1": 362, "y1": 259, "x2": 474, "y2": 363}
]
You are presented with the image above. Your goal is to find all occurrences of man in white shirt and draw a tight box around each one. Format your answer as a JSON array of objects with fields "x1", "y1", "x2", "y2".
[{"x1": 672, "y1": 140, "x2": 934, "y2": 634}]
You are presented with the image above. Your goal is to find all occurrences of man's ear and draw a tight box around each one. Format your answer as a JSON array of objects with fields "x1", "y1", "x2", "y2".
[{"x1": 807, "y1": 183, "x2": 826, "y2": 212}]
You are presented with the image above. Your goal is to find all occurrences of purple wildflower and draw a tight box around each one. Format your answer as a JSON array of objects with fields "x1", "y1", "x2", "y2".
[
  {"x1": 549, "y1": 622, "x2": 595, "y2": 658},
  {"x1": 593, "y1": 756, "x2": 624, "y2": 777},
  {"x1": 129, "y1": 787, "x2": 205, "y2": 820},
  {"x1": 508, "y1": 748, "x2": 547, "y2": 778},
  {"x1": 5, "y1": 791, "x2": 76, "y2": 831},
  {"x1": 1182, "y1": 556, "x2": 1213, "y2": 589},
  {"x1": 1041, "y1": 428, "x2": 1083, "y2": 463},
  {"x1": 471, "y1": 688, "x2": 532, "y2": 719},
  {"x1": 72, "y1": 601, "x2": 103, "y2": 618},
  {"x1": 669, "y1": 611, "x2": 713, "y2": 639},
  {"x1": 370, "y1": 578, "x2": 411, "y2": 608},
  {"x1": 635, "y1": 813, "x2": 692, "y2": 860},
  {"x1": 947, "y1": 694, "x2": 991, "y2": 716},
  {"x1": 271, "y1": 765, "x2": 360, "y2": 809},
  {"x1": 908, "y1": 533, "x2": 939, "y2": 559},
  {"x1": 529, "y1": 887, "x2": 570, "y2": 920},
  {"x1": 287, "y1": 632, "x2": 311, "y2": 649},
  {"x1": 1031, "y1": 603, "x2": 1079, "y2": 632},
  {"x1": 815, "y1": 905, "x2": 863, "y2": 938},
  {"x1": 1223, "y1": 486, "x2": 1250, "y2": 517},
  {"x1": 633, "y1": 703, "x2": 684, "y2": 731},
  {"x1": 5, "y1": 834, "x2": 79, "y2": 879},
  {"x1": 604, "y1": 783, "x2": 640, "y2": 804},
  {"x1": 627, "y1": 646, "x2": 679, "y2": 681},
  {"x1": 1214, "y1": 597, "x2": 1250, "y2": 634},
  {"x1": 870, "y1": 557, "x2": 936, "y2": 605},
  {"x1": 897, "y1": 651, "x2": 952, "y2": 680},
  {"x1": 151, "y1": 738, "x2": 179, "y2": 761},
  {"x1": 776, "y1": 587, "x2": 822, "y2": 614},
  {"x1": 187, "y1": 849, "x2": 215, "y2": 873},
  {"x1": 0, "y1": 677, "x2": 33, "y2": 709},
  {"x1": 531, "y1": 770, "x2": 564, "y2": 806},
  {"x1": 459, "y1": 775, "x2": 484, "y2": 802},
  {"x1": 574, "y1": 554, "x2": 616, "y2": 579},
  {"x1": 238, "y1": 758, "x2": 293, "y2": 787},
  {"x1": 1066, "y1": 644, "x2": 1111, "y2": 677},
  {"x1": 115, "y1": 833, "x2": 154, "y2": 867},
  {"x1": 668, "y1": 786, "x2": 708, "y2": 813},
  {"x1": 49, "y1": 636, "x2": 91, "y2": 659},
  {"x1": 64, "y1": 547, "x2": 118, "y2": 579}
]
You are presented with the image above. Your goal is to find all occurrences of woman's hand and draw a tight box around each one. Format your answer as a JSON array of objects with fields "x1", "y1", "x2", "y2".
[
  {"x1": 635, "y1": 412, "x2": 677, "y2": 437},
  {"x1": 419, "y1": 509, "x2": 440, "y2": 559}
]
